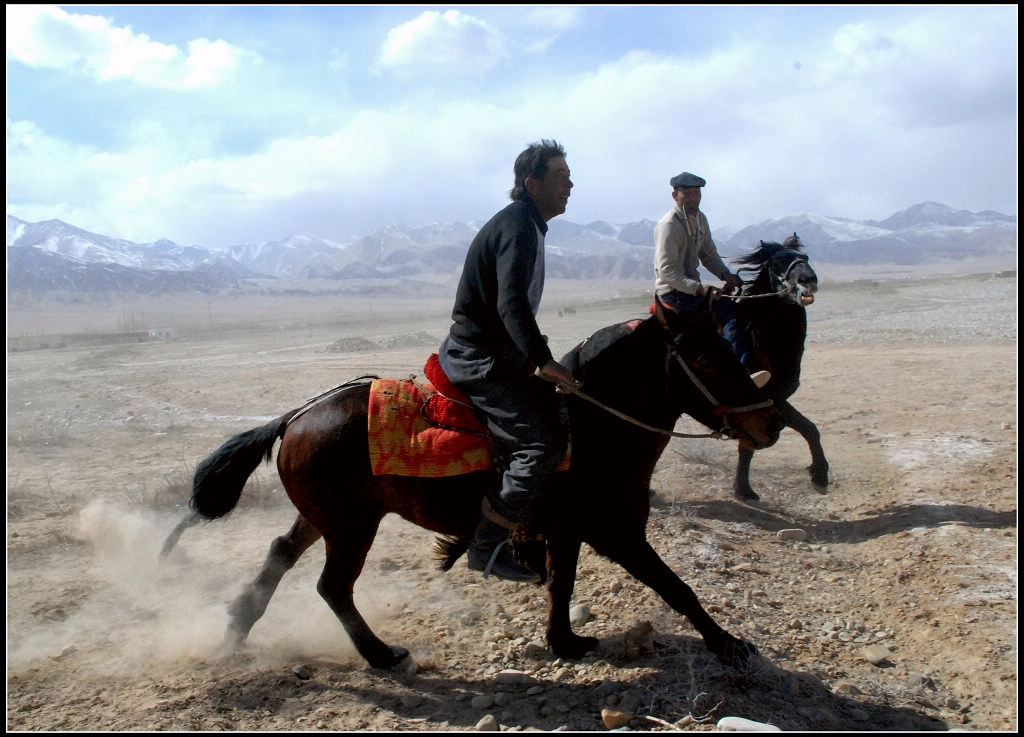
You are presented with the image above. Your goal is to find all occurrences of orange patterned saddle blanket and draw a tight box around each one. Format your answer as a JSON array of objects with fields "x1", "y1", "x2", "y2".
[
  {"x1": 367, "y1": 377, "x2": 495, "y2": 477},
  {"x1": 367, "y1": 355, "x2": 570, "y2": 477}
]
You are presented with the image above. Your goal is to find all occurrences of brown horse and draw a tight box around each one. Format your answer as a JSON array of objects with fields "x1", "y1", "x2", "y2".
[{"x1": 162, "y1": 301, "x2": 783, "y2": 671}]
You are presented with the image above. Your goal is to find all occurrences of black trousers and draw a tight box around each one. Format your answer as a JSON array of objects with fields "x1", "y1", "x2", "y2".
[{"x1": 438, "y1": 335, "x2": 568, "y2": 522}]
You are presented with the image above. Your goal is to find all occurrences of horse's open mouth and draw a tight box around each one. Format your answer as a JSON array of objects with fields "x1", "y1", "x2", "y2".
[
  {"x1": 735, "y1": 427, "x2": 779, "y2": 452},
  {"x1": 799, "y1": 293, "x2": 815, "y2": 306}
]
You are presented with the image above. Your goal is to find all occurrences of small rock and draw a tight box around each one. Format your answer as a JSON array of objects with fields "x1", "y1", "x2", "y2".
[
  {"x1": 862, "y1": 644, "x2": 891, "y2": 665},
  {"x1": 569, "y1": 604, "x2": 591, "y2": 625},
  {"x1": 495, "y1": 669, "x2": 534, "y2": 686},
  {"x1": 777, "y1": 529, "x2": 807, "y2": 542},
  {"x1": 292, "y1": 665, "x2": 312, "y2": 680},
  {"x1": 471, "y1": 694, "x2": 495, "y2": 709},
  {"x1": 523, "y1": 641, "x2": 549, "y2": 658},
  {"x1": 552, "y1": 667, "x2": 572, "y2": 681},
  {"x1": 601, "y1": 708, "x2": 631, "y2": 729},
  {"x1": 716, "y1": 716, "x2": 782, "y2": 731},
  {"x1": 475, "y1": 714, "x2": 500, "y2": 731}
]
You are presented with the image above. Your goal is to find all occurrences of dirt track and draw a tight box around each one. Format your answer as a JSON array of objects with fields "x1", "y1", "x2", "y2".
[{"x1": 6, "y1": 271, "x2": 1018, "y2": 731}]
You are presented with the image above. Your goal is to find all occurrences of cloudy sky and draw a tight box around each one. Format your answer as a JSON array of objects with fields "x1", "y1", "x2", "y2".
[{"x1": 6, "y1": 4, "x2": 1018, "y2": 249}]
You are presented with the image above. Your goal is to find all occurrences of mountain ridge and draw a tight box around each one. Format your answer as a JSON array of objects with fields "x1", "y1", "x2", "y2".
[{"x1": 6, "y1": 202, "x2": 1016, "y2": 293}]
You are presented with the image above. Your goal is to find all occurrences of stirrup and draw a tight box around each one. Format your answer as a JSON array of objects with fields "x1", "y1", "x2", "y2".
[{"x1": 481, "y1": 496, "x2": 517, "y2": 530}]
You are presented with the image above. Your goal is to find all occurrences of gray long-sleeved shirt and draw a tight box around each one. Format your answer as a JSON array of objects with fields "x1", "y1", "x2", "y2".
[{"x1": 654, "y1": 204, "x2": 730, "y2": 296}]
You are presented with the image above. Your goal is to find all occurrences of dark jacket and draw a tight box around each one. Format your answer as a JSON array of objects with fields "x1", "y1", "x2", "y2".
[{"x1": 448, "y1": 197, "x2": 553, "y2": 370}]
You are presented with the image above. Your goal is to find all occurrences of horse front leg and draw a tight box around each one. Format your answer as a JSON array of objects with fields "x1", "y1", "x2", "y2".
[
  {"x1": 225, "y1": 514, "x2": 322, "y2": 650},
  {"x1": 598, "y1": 537, "x2": 758, "y2": 668},
  {"x1": 545, "y1": 536, "x2": 597, "y2": 659},
  {"x1": 733, "y1": 445, "x2": 759, "y2": 502},
  {"x1": 779, "y1": 400, "x2": 829, "y2": 491}
]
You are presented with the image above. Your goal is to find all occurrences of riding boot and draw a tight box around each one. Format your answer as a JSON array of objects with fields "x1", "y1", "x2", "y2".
[{"x1": 467, "y1": 504, "x2": 540, "y2": 583}]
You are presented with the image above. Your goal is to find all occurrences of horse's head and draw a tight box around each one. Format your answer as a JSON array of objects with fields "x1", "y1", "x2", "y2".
[
  {"x1": 654, "y1": 299, "x2": 784, "y2": 450},
  {"x1": 738, "y1": 234, "x2": 818, "y2": 307}
]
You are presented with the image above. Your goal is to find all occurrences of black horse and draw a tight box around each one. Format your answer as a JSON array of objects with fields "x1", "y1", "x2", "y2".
[
  {"x1": 162, "y1": 303, "x2": 784, "y2": 672},
  {"x1": 727, "y1": 234, "x2": 829, "y2": 501}
]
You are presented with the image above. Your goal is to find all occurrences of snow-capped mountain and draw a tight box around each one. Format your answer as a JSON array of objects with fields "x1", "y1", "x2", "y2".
[{"x1": 6, "y1": 202, "x2": 1016, "y2": 293}]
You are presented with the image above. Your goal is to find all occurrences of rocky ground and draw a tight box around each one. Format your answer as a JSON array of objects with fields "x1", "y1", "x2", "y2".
[{"x1": 6, "y1": 270, "x2": 1017, "y2": 732}]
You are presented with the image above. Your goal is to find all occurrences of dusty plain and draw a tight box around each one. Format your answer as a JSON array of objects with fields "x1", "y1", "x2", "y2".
[{"x1": 6, "y1": 267, "x2": 1018, "y2": 732}]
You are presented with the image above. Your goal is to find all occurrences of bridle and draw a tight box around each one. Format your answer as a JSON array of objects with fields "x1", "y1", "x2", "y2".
[
  {"x1": 665, "y1": 342, "x2": 774, "y2": 416},
  {"x1": 719, "y1": 251, "x2": 810, "y2": 302}
]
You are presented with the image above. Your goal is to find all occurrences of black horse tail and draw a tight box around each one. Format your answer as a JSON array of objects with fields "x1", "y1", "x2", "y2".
[
  {"x1": 432, "y1": 534, "x2": 470, "y2": 572},
  {"x1": 190, "y1": 410, "x2": 298, "y2": 520}
]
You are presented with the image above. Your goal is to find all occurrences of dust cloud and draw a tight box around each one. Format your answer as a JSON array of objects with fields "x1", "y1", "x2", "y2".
[{"x1": 9, "y1": 498, "x2": 476, "y2": 677}]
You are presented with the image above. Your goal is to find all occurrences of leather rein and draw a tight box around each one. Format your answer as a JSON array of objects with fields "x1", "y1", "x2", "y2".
[{"x1": 558, "y1": 306, "x2": 773, "y2": 441}]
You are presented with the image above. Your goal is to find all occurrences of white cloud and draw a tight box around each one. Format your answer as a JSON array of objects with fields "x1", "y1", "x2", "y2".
[
  {"x1": 5, "y1": 6, "x2": 1016, "y2": 247},
  {"x1": 525, "y1": 6, "x2": 582, "y2": 31},
  {"x1": 376, "y1": 10, "x2": 507, "y2": 77},
  {"x1": 5, "y1": 5, "x2": 255, "y2": 88},
  {"x1": 522, "y1": 5, "x2": 582, "y2": 53}
]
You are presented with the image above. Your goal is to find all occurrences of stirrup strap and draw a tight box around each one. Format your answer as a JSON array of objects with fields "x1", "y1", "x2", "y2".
[{"x1": 481, "y1": 540, "x2": 508, "y2": 579}]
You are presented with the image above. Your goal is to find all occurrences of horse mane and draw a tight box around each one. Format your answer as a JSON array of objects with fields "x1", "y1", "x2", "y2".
[
  {"x1": 734, "y1": 233, "x2": 804, "y2": 287},
  {"x1": 562, "y1": 315, "x2": 653, "y2": 377},
  {"x1": 731, "y1": 233, "x2": 809, "y2": 400}
]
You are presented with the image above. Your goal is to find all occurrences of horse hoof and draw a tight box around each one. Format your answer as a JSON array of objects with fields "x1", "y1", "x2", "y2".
[
  {"x1": 714, "y1": 637, "x2": 759, "y2": 670},
  {"x1": 391, "y1": 650, "x2": 417, "y2": 676},
  {"x1": 734, "y1": 487, "x2": 760, "y2": 503},
  {"x1": 222, "y1": 627, "x2": 249, "y2": 654},
  {"x1": 550, "y1": 634, "x2": 599, "y2": 660},
  {"x1": 808, "y1": 465, "x2": 830, "y2": 491},
  {"x1": 368, "y1": 645, "x2": 412, "y2": 672}
]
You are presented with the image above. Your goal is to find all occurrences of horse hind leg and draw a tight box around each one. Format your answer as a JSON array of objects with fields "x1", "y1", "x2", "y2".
[
  {"x1": 780, "y1": 402, "x2": 829, "y2": 492},
  {"x1": 225, "y1": 514, "x2": 322, "y2": 650}
]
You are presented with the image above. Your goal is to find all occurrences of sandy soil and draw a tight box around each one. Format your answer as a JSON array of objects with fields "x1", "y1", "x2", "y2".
[{"x1": 6, "y1": 271, "x2": 1017, "y2": 732}]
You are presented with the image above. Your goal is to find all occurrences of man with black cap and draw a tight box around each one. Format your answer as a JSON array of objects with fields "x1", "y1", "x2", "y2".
[{"x1": 654, "y1": 171, "x2": 769, "y2": 387}]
